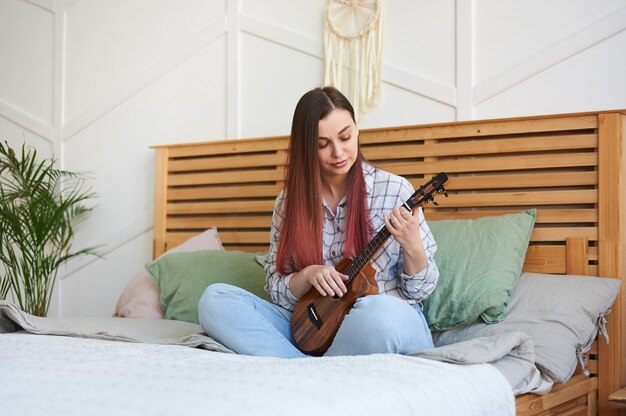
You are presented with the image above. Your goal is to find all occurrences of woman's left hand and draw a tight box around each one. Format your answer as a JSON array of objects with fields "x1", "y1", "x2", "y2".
[
  {"x1": 384, "y1": 207, "x2": 427, "y2": 274},
  {"x1": 384, "y1": 207, "x2": 421, "y2": 249}
]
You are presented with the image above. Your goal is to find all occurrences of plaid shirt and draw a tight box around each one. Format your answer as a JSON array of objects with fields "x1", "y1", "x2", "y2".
[{"x1": 261, "y1": 162, "x2": 439, "y2": 311}]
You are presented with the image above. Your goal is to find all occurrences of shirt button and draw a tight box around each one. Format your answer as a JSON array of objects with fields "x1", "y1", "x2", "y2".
[
  {"x1": 332, "y1": 251, "x2": 336, "y2": 256},
  {"x1": 336, "y1": 227, "x2": 341, "y2": 232}
]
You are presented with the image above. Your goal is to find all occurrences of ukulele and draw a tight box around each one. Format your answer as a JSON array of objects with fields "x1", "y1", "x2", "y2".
[{"x1": 290, "y1": 172, "x2": 448, "y2": 356}]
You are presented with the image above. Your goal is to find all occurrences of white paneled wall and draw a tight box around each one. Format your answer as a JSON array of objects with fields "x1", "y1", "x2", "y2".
[{"x1": 1, "y1": 0, "x2": 625, "y2": 317}]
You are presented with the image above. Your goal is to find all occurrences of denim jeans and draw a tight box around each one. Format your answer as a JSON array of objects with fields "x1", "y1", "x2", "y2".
[{"x1": 198, "y1": 283, "x2": 434, "y2": 358}]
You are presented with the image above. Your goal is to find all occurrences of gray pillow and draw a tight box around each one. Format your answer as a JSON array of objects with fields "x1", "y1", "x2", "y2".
[{"x1": 432, "y1": 272, "x2": 621, "y2": 383}]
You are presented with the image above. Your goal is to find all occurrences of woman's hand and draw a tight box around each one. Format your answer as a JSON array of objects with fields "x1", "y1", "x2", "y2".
[
  {"x1": 290, "y1": 265, "x2": 349, "y2": 298},
  {"x1": 384, "y1": 207, "x2": 427, "y2": 275}
]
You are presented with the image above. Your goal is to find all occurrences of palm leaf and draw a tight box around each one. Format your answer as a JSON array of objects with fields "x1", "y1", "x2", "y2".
[{"x1": 0, "y1": 141, "x2": 98, "y2": 316}]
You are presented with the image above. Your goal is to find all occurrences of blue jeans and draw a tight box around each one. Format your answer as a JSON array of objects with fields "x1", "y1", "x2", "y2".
[{"x1": 198, "y1": 283, "x2": 434, "y2": 358}]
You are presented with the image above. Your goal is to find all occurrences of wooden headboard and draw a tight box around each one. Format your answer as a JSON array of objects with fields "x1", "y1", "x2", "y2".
[{"x1": 152, "y1": 110, "x2": 625, "y2": 415}]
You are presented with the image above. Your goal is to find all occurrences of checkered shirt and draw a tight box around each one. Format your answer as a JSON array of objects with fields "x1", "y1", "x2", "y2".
[{"x1": 261, "y1": 162, "x2": 439, "y2": 311}]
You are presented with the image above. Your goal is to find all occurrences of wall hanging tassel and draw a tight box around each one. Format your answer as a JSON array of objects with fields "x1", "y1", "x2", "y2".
[{"x1": 324, "y1": 0, "x2": 383, "y2": 119}]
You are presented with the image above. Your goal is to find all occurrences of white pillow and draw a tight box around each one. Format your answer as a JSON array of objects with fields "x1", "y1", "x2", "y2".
[{"x1": 114, "y1": 227, "x2": 224, "y2": 319}]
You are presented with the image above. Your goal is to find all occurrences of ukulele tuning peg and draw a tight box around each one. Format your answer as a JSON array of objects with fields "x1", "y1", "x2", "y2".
[{"x1": 432, "y1": 199, "x2": 439, "y2": 206}]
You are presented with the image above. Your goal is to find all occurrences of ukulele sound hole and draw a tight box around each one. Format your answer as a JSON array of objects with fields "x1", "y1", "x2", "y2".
[{"x1": 306, "y1": 303, "x2": 323, "y2": 329}]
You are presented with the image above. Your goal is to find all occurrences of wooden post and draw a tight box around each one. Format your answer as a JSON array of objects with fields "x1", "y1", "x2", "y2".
[
  {"x1": 597, "y1": 113, "x2": 624, "y2": 416},
  {"x1": 153, "y1": 148, "x2": 169, "y2": 259},
  {"x1": 566, "y1": 237, "x2": 589, "y2": 275}
]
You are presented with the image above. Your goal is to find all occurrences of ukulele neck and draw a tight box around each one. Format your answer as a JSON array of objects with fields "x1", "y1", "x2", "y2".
[{"x1": 343, "y1": 224, "x2": 393, "y2": 283}]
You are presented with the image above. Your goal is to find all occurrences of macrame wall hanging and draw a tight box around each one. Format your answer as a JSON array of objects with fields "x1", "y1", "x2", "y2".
[{"x1": 324, "y1": 0, "x2": 384, "y2": 119}]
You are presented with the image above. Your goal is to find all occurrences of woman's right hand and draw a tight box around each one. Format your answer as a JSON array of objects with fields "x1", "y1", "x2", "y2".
[{"x1": 290, "y1": 265, "x2": 349, "y2": 298}]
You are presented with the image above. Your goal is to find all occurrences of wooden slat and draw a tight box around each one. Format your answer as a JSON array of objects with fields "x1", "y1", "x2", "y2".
[
  {"x1": 380, "y1": 152, "x2": 598, "y2": 176},
  {"x1": 167, "y1": 215, "x2": 272, "y2": 229},
  {"x1": 219, "y1": 231, "x2": 270, "y2": 244},
  {"x1": 410, "y1": 171, "x2": 598, "y2": 191},
  {"x1": 168, "y1": 168, "x2": 284, "y2": 186},
  {"x1": 167, "y1": 200, "x2": 275, "y2": 215},
  {"x1": 531, "y1": 227, "x2": 597, "y2": 242},
  {"x1": 221, "y1": 244, "x2": 269, "y2": 253},
  {"x1": 516, "y1": 375, "x2": 597, "y2": 415},
  {"x1": 436, "y1": 189, "x2": 597, "y2": 208},
  {"x1": 522, "y1": 245, "x2": 566, "y2": 273},
  {"x1": 166, "y1": 137, "x2": 289, "y2": 158},
  {"x1": 168, "y1": 184, "x2": 281, "y2": 201},
  {"x1": 522, "y1": 262, "x2": 566, "y2": 274},
  {"x1": 166, "y1": 231, "x2": 269, "y2": 244},
  {"x1": 361, "y1": 115, "x2": 598, "y2": 144},
  {"x1": 168, "y1": 153, "x2": 285, "y2": 172},
  {"x1": 362, "y1": 134, "x2": 597, "y2": 160},
  {"x1": 425, "y1": 209, "x2": 598, "y2": 224}
]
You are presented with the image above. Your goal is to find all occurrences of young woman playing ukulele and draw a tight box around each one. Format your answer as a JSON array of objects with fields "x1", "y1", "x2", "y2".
[{"x1": 198, "y1": 87, "x2": 439, "y2": 358}]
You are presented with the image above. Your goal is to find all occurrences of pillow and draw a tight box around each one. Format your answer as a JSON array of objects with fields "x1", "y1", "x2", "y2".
[
  {"x1": 114, "y1": 227, "x2": 224, "y2": 319},
  {"x1": 146, "y1": 250, "x2": 271, "y2": 324},
  {"x1": 432, "y1": 272, "x2": 621, "y2": 383},
  {"x1": 423, "y1": 209, "x2": 536, "y2": 330},
  {"x1": 114, "y1": 271, "x2": 164, "y2": 319}
]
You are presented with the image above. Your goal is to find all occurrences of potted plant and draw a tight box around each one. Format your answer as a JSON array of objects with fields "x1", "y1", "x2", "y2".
[{"x1": 0, "y1": 141, "x2": 98, "y2": 316}]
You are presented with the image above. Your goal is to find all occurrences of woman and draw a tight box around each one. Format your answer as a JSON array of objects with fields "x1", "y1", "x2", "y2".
[{"x1": 198, "y1": 87, "x2": 439, "y2": 358}]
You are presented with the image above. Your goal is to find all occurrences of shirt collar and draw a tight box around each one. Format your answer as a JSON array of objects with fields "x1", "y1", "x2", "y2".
[{"x1": 363, "y1": 161, "x2": 375, "y2": 195}]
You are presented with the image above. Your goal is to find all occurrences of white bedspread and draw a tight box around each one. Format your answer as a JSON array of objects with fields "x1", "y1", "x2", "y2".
[{"x1": 0, "y1": 331, "x2": 514, "y2": 416}]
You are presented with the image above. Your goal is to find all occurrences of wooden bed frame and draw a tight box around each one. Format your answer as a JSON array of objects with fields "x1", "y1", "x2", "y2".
[{"x1": 152, "y1": 110, "x2": 625, "y2": 415}]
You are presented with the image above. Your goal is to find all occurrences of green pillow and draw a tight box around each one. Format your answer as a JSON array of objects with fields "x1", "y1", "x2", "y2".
[
  {"x1": 146, "y1": 250, "x2": 271, "y2": 324},
  {"x1": 423, "y1": 209, "x2": 536, "y2": 331}
]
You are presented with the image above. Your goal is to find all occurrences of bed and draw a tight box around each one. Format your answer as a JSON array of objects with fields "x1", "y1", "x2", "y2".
[{"x1": 1, "y1": 110, "x2": 625, "y2": 415}]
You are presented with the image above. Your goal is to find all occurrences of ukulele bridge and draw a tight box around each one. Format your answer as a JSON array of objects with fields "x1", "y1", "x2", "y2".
[{"x1": 306, "y1": 303, "x2": 323, "y2": 329}]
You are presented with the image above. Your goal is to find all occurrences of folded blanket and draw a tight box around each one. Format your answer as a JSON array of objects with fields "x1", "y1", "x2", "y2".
[
  {"x1": 0, "y1": 300, "x2": 232, "y2": 353},
  {"x1": 411, "y1": 331, "x2": 552, "y2": 395}
]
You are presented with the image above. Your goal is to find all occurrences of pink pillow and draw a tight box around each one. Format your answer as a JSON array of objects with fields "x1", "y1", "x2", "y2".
[{"x1": 114, "y1": 227, "x2": 224, "y2": 319}]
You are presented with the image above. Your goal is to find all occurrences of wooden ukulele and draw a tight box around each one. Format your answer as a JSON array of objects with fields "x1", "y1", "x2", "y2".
[{"x1": 290, "y1": 172, "x2": 448, "y2": 356}]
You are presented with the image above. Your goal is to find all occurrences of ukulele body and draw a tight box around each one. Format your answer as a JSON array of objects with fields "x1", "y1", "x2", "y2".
[{"x1": 290, "y1": 258, "x2": 378, "y2": 356}]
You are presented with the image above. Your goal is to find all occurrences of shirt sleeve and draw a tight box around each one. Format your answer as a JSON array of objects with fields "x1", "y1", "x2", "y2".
[
  {"x1": 396, "y1": 206, "x2": 439, "y2": 302},
  {"x1": 263, "y1": 192, "x2": 300, "y2": 311},
  {"x1": 394, "y1": 179, "x2": 439, "y2": 302}
]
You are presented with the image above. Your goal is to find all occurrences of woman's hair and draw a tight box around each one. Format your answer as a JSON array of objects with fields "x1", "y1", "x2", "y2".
[{"x1": 277, "y1": 87, "x2": 372, "y2": 274}]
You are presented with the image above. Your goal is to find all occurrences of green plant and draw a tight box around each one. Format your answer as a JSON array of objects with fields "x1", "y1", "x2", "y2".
[{"x1": 0, "y1": 141, "x2": 98, "y2": 316}]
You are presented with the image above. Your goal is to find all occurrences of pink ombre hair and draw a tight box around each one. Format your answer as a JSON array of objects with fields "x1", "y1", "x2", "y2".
[{"x1": 277, "y1": 87, "x2": 372, "y2": 274}]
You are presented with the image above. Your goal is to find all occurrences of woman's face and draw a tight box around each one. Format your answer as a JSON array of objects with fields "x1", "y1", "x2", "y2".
[{"x1": 317, "y1": 108, "x2": 359, "y2": 183}]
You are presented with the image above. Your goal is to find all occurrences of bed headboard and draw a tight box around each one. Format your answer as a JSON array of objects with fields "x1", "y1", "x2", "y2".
[{"x1": 152, "y1": 110, "x2": 625, "y2": 414}]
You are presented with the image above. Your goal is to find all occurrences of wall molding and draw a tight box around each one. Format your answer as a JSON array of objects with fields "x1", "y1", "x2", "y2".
[
  {"x1": 383, "y1": 65, "x2": 456, "y2": 107},
  {"x1": 226, "y1": 0, "x2": 242, "y2": 138},
  {"x1": 52, "y1": 5, "x2": 66, "y2": 159},
  {"x1": 0, "y1": 98, "x2": 53, "y2": 141},
  {"x1": 62, "y1": 0, "x2": 82, "y2": 11},
  {"x1": 239, "y1": 13, "x2": 322, "y2": 58},
  {"x1": 240, "y1": 13, "x2": 457, "y2": 108},
  {"x1": 455, "y1": 0, "x2": 474, "y2": 120},
  {"x1": 60, "y1": 210, "x2": 154, "y2": 279},
  {"x1": 474, "y1": 5, "x2": 626, "y2": 105},
  {"x1": 53, "y1": 1, "x2": 67, "y2": 315},
  {"x1": 24, "y1": 0, "x2": 54, "y2": 13},
  {"x1": 63, "y1": 16, "x2": 228, "y2": 142}
]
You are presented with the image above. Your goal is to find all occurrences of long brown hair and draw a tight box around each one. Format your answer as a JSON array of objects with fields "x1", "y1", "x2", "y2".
[{"x1": 277, "y1": 87, "x2": 372, "y2": 274}]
